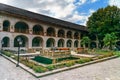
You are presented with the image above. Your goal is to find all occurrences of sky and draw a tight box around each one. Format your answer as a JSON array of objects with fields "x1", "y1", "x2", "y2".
[{"x1": 0, "y1": 0, "x2": 120, "y2": 26}]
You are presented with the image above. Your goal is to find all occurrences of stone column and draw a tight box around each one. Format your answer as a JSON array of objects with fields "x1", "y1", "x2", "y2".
[
  {"x1": 43, "y1": 37, "x2": 47, "y2": 49},
  {"x1": 10, "y1": 36, "x2": 14, "y2": 50},
  {"x1": 64, "y1": 39, "x2": 67, "y2": 48},
  {"x1": 28, "y1": 35, "x2": 33, "y2": 49},
  {"x1": 55, "y1": 28, "x2": 59, "y2": 37},
  {"x1": 43, "y1": 25, "x2": 48, "y2": 36},
  {"x1": 55, "y1": 38, "x2": 58, "y2": 47}
]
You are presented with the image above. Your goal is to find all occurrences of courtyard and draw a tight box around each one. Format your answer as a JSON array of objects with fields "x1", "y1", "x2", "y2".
[{"x1": 0, "y1": 55, "x2": 120, "y2": 80}]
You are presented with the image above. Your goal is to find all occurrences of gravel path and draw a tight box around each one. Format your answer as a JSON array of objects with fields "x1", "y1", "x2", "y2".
[{"x1": 0, "y1": 55, "x2": 120, "y2": 80}]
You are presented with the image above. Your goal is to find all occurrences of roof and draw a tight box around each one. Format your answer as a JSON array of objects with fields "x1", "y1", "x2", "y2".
[{"x1": 0, "y1": 3, "x2": 87, "y2": 32}]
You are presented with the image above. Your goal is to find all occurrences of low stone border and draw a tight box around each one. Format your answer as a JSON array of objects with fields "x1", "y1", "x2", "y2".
[{"x1": 1, "y1": 53, "x2": 118, "y2": 78}]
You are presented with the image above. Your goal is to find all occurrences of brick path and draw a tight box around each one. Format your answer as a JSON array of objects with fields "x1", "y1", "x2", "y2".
[{"x1": 0, "y1": 55, "x2": 120, "y2": 80}]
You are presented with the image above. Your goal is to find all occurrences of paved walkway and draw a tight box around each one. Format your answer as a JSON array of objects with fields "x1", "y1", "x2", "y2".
[
  {"x1": 40, "y1": 57, "x2": 120, "y2": 80},
  {"x1": 0, "y1": 56, "x2": 38, "y2": 80},
  {"x1": 0, "y1": 55, "x2": 120, "y2": 80}
]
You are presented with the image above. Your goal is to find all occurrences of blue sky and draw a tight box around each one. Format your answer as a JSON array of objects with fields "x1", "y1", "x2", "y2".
[{"x1": 0, "y1": 0, "x2": 120, "y2": 26}]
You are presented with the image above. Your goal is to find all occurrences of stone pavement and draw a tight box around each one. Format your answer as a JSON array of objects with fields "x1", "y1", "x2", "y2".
[
  {"x1": 40, "y1": 57, "x2": 120, "y2": 80},
  {"x1": 0, "y1": 56, "x2": 38, "y2": 80},
  {"x1": 0, "y1": 55, "x2": 120, "y2": 80}
]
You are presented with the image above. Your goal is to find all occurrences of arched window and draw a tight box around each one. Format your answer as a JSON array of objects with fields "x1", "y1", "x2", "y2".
[
  {"x1": 15, "y1": 22, "x2": 29, "y2": 34},
  {"x1": 33, "y1": 25, "x2": 44, "y2": 35},
  {"x1": 32, "y1": 37, "x2": 43, "y2": 47},
  {"x1": 74, "y1": 40, "x2": 79, "y2": 47},
  {"x1": 14, "y1": 35, "x2": 28, "y2": 47},
  {"x1": 46, "y1": 38, "x2": 55, "y2": 47},
  {"x1": 47, "y1": 27, "x2": 55, "y2": 37},
  {"x1": 58, "y1": 29, "x2": 65, "y2": 38},
  {"x1": 58, "y1": 39, "x2": 64, "y2": 47},
  {"x1": 67, "y1": 40, "x2": 72, "y2": 47},
  {"x1": 74, "y1": 32, "x2": 79, "y2": 39},
  {"x1": 67, "y1": 31, "x2": 72, "y2": 38},
  {"x1": 3, "y1": 20, "x2": 10, "y2": 31},
  {"x1": 2, "y1": 37, "x2": 10, "y2": 47}
]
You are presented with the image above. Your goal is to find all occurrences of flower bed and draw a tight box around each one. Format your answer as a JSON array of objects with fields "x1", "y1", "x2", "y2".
[{"x1": 1, "y1": 50, "x2": 116, "y2": 73}]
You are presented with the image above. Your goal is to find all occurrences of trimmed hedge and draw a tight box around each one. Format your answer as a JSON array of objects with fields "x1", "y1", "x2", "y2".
[{"x1": 33, "y1": 56, "x2": 52, "y2": 64}]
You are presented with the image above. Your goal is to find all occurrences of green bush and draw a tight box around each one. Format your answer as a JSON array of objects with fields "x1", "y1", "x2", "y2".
[
  {"x1": 114, "y1": 51, "x2": 120, "y2": 56},
  {"x1": 25, "y1": 61, "x2": 35, "y2": 69},
  {"x1": 65, "y1": 61, "x2": 75, "y2": 67},
  {"x1": 97, "y1": 55, "x2": 104, "y2": 59},
  {"x1": 32, "y1": 65, "x2": 47, "y2": 73},
  {"x1": 2, "y1": 51, "x2": 13, "y2": 57},
  {"x1": 77, "y1": 58, "x2": 92, "y2": 64},
  {"x1": 55, "y1": 63, "x2": 66, "y2": 68},
  {"x1": 46, "y1": 65, "x2": 56, "y2": 71}
]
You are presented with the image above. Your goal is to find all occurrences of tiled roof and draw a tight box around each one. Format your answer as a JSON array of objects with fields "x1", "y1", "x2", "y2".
[{"x1": 0, "y1": 3, "x2": 87, "y2": 31}]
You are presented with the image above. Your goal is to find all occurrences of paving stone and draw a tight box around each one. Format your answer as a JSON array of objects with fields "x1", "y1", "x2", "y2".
[{"x1": 0, "y1": 55, "x2": 120, "y2": 80}]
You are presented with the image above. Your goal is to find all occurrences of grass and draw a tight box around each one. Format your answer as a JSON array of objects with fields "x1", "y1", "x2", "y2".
[
  {"x1": 89, "y1": 49, "x2": 113, "y2": 55},
  {"x1": 113, "y1": 51, "x2": 120, "y2": 56}
]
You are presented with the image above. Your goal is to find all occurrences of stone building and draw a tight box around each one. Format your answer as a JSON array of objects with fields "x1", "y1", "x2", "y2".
[{"x1": 0, "y1": 3, "x2": 87, "y2": 51}]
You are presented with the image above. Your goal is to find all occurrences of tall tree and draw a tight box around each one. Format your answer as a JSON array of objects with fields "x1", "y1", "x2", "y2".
[{"x1": 87, "y1": 6, "x2": 120, "y2": 48}]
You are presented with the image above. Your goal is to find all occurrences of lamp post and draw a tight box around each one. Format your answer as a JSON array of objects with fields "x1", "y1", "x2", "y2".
[{"x1": 16, "y1": 37, "x2": 22, "y2": 67}]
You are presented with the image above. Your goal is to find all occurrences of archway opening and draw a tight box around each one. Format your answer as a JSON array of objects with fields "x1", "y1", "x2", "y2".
[
  {"x1": 47, "y1": 27, "x2": 55, "y2": 37},
  {"x1": 67, "y1": 31, "x2": 72, "y2": 38},
  {"x1": 3, "y1": 20, "x2": 10, "y2": 31},
  {"x1": 46, "y1": 38, "x2": 55, "y2": 47},
  {"x1": 2, "y1": 37, "x2": 10, "y2": 47},
  {"x1": 90, "y1": 42, "x2": 96, "y2": 49},
  {"x1": 33, "y1": 25, "x2": 44, "y2": 35},
  {"x1": 74, "y1": 40, "x2": 79, "y2": 47},
  {"x1": 58, "y1": 29, "x2": 65, "y2": 38},
  {"x1": 58, "y1": 39, "x2": 64, "y2": 47},
  {"x1": 67, "y1": 40, "x2": 72, "y2": 47},
  {"x1": 32, "y1": 37, "x2": 43, "y2": 47},
  {"x1": 14, "y1": 35, "x2": 28, "y2": 47},
  {"x1": 15, "y1": 22, "x2": 29, "y2": 34},
  {"x1": 74, "y1": 32, "x2": 79, "y2": 39}
]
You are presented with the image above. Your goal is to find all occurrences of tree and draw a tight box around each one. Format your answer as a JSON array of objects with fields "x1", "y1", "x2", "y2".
[
  {"x1": 103, "y1": 32, "x2": 117, "y2": 50},
  {"x1": 87, "y1": 6, "x2": 120, "y2": 48},
  {"x1": 81, "y1": 36, "x2": 91, "y2": 48}
]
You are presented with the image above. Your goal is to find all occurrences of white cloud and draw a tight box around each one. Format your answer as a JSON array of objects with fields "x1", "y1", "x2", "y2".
[
  {"x1": 108, "y1": 0, "x2": 120, "y2": 8},
  {"x1": 91, "y1": 0, "x2": 98, "y2": 3},
  {"x1": 27, "y1": 8, "x2": 40, "y2": 13},
  {"x1": 0, "y1": 0, "x2": 10, "y2": 4},
  {"x1": 76, "y1": 0, "x2": 87, "y2": 5},
  {"x1": 89, "y1": 9, "x2": 95, "y2": 15}
]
